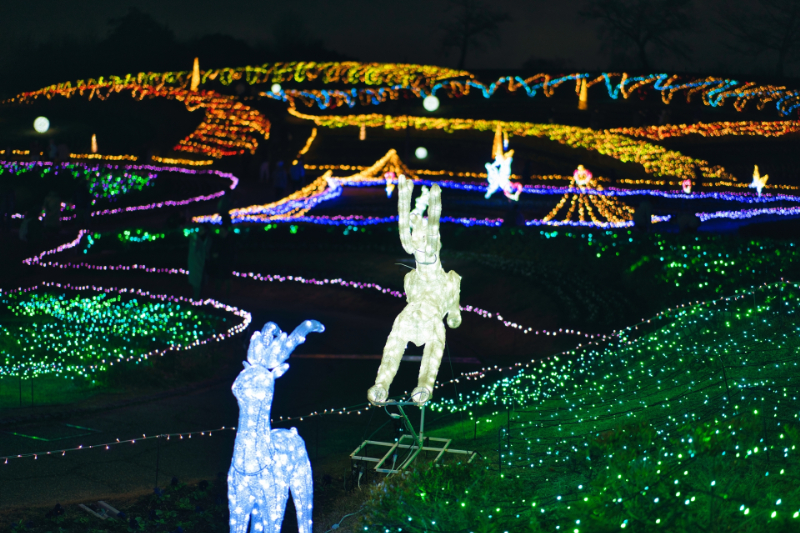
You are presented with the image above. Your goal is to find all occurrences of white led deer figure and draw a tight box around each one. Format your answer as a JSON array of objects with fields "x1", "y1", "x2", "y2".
[
  {"x1": 228, "y1": 320, "x2": 323, "y2": 533},
  {"x1": 367, "y1": 176, "x2": 462, "y2": 406}
]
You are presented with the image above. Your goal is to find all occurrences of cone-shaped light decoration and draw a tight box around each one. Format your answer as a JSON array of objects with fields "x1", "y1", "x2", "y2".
[
  {"x1": 191, "y1": 57, "x2": 200, "y2": 91},
  {"x1": 578, "y1": 78, "x2": 588, "y2": 111},
  {"x1": 91, "y1": 134, "x2": 98, "y2": 154},
  {"x1": 492, "y1": 124, "x2": 505, "y2": 160},
  {"x1": 543, "y1": 165, "x2": 634, "y2": 225}
]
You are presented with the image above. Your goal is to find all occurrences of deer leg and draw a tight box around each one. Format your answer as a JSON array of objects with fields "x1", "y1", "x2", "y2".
[
  {"x1": 368, "y1": 326, "x2": 408, "y2": 404},
  {"x1": 291, "y1": 451, "x2": 314, "y2": 533},
  {"x1": 412, "y1": 338, "x2": 445, "y2": 405},
  {"x1": 228, "y1": 469, "x2": 257, "y2": 533}
]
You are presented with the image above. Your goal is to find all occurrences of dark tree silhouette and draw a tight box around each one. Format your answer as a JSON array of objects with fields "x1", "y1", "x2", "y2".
[
  {"x1": 439, "y1": 0, "x2": 510, "y2": 70},
  {"x1": 580, "y1": 0, "x2": 693, "y2": 70},
  {"x1": 715, "y1": 0, "x2": 800, "y2": 77},
  {"x1": 0, "y1": 7, "x2": 353, "y2": 96},
  {"x1": 522, "y1": 56, "x2": 571, "y2": 73},
  {"x1": 187, "y1": 34, "x2": 265, "y2": 69},
  {"x1": 271, "y1": 11, "x2": 351, "y2": 62},
  {"x1": 100, "y1": 7, "x2": 185, "y2": 73}
]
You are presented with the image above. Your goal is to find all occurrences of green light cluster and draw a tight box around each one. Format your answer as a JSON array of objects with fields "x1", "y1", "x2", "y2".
[
  {"x1": 117, "y1": 229, "x2": 165, "y2": 244},
  {"x1": 539, "y1": 228, "x2": 799, "y2": 296},
  {"x1": 0, "y1": 289, "x2": 226, "y2": 381},
  {"x1": 83, "y1": 230, "x2": 165, "y2": 254},
  {"x1": 421, "y1": 281, "x2": 800, "y2": 532},
  {"x1": 0, "y1": 162, "x2": 154, "y2": 200}
]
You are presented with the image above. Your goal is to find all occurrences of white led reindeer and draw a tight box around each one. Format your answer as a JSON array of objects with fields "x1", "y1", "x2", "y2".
[
  {"x1": 367, "y1": 176, "x2": 462, "y2": 406},
  {"x1": 228, "y1": 320, "x2": 323, "y2": 533}
]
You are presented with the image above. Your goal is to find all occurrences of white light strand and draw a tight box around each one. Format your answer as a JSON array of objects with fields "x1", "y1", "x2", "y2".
[{"x1": 1, "y1": 427, "x2": 235, "y2": 463}]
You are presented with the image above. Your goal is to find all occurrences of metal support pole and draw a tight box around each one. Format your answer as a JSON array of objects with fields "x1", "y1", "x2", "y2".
[
  {"x1": 498, "y1": 427, "x2": 502, "y2": 474},
  {"x1": 419, "y1": 405, "x2": 425, "y2": 447},
  {"x1": 155, "y1": 435, "x2": 161, "y2": 489},
  {"x1": 507, "y1": 403, "x2": 511, "y2": 448}
]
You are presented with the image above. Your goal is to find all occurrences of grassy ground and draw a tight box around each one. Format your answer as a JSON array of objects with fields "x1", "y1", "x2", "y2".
[{"x1": 358, "y1": 281, "x2": 800, "y2": 532}]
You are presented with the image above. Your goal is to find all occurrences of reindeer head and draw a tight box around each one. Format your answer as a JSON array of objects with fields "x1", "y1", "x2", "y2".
[
  {"x1": 397, "y1": 176, "x2": 442, "y2": 266},
  {"x1": 247, "y1": 320, "x2": 325, "y2": 377}
]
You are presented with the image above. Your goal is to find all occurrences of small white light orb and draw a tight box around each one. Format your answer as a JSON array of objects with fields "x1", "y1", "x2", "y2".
[
  {"x1": 271, "y1": 83, "x2": 282, "y2": 94},
  {"x1": 423, "y1": 95, "x2": 440, "y2": 112},
  {"x1": 33, "y1": 117, "x2": 50, "y2": 133},
  {"x1": 415, "y1": 146, "x2": 428, "y2": 159}
]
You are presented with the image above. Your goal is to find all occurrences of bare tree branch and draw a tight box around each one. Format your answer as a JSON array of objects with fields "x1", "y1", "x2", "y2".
[
  {"x1": 715, "y1": 0, "x2": 800, "y2": 76},
  {"x1": 580, "y1": 0, "x2": 693, "y2": 70},
  {"x1": 439, "y1": 0, "x2": 510, "y2": 69}
]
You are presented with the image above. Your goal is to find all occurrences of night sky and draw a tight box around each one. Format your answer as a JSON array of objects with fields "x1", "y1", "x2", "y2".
[{"x1": 0, "y1": 0, "x2": 787, "y2": 75}]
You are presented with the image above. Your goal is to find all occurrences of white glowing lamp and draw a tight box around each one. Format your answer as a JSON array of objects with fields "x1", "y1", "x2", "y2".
[
  {"x1": 271, "y1": 83, "x2": 282, "y2": 95},
  {"x1": 367, "y1": 176, "x2": 462, "y2": 406},
  {"x1": 33, "y1": 117, "x2": 50, "y2": 133},
  {"x1": 415, "y1": 146, "x2": 428, "y2": 159},
  {"x1": 228, "y1": 320, "x2": 323, "y2": 533},
  {"x1": 423, "y1": 95, "x2": 440, "y2": 112}
]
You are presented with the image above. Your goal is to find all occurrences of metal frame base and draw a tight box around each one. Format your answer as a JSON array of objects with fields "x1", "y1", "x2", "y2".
[{"x1": 350, "y1": 401, "x2": 477, "y2": 475}]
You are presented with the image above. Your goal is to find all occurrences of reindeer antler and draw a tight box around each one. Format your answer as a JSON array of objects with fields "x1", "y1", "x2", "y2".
[
  {"x1": 397, "y1": 175, "x2": 415, "y2": 255},
  {"x1": 425, "y1": 184, "x2": 442, "y2": 259}
]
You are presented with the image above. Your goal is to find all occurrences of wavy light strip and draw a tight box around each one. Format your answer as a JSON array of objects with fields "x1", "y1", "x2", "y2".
[
  {"x1": 7, "y1": 83, "x2": 269, "y2": 159},
  {"x1": 263, "y1": 70, "x2": 800, "y2": 117},
  {"x1": 194, "y1": 168, "x2": 800, "y2": 229},
  {"x1": 4, "y1": 162, "x2": 238, "y2": 220},
  {"x1": 609, "y1": 119, "x2": 800, "y2": 140},
  {"x1": 19, "y1": 231, "x2": 602, "y2": 342},
  {"x1": 69, "y1": 153, "x2": 138, "y2": 161},
  {"x1": 23, "y1": 230, "x2": 793, "y2": 424},
  {"x1": 288, "y1": 108, "x2": 742, "y2": 185}
]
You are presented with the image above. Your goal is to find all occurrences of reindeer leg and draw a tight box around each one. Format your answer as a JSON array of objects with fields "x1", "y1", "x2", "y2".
[
  {"x1": 291, "y1": 449, "x2": 314, "y2": 533},
  {"x1": 227, "y1": 468, "x2": 256, "y2": 533},
  {"x1": 368, "y1": 325, "x2": 408, "y2": 404},
  {"x1": 412, "y1": 337, "x2": 445, "y2": 405}
]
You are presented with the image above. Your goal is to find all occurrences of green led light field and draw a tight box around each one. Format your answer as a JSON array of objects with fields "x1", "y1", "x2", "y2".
[
  {"x1": 0, "y1": 289, "x2": 227, "y2": 382},
  {"x1": 390, "y1": 281, "x2": 800, "y2": 532},
  {"x1": 0, "y1": 161, "x2": 154, "y2": 201}
]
